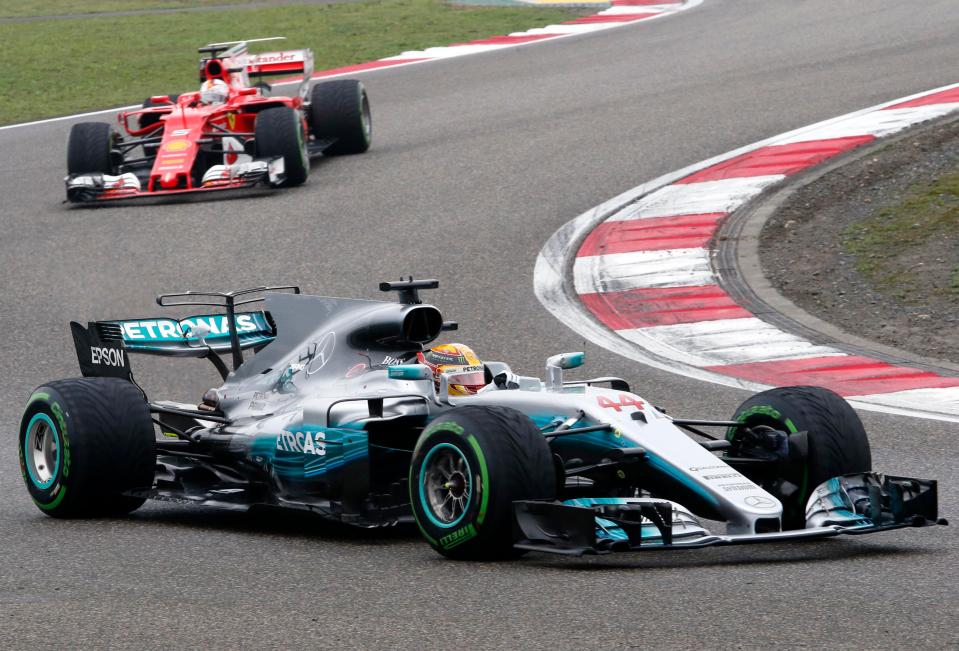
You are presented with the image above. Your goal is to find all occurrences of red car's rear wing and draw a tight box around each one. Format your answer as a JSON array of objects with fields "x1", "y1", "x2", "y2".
[
  {"x1": 245, "y1": 48, "x2": 314, "y2": 98},
  {"x1": 246, "y1": 49, "x2": 314, "y2": 77}
]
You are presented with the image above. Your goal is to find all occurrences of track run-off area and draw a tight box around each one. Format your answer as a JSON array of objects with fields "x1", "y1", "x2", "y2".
[{"x1": 2, "y1": 0, "x2": 959, "y2": 647}]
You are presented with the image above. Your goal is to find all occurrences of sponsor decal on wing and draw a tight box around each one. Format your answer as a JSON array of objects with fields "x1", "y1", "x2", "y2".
[{"x1": 107, "y1": 312, "x2": 274, "y2": 351}]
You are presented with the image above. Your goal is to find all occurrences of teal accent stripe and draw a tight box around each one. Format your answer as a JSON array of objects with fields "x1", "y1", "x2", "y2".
[
  {"x1": 23, "y1": 413, "x2": 60, "y2": 490},
  {"x1": 645, "y1": 452, "x2": 720, "y2": 508}
]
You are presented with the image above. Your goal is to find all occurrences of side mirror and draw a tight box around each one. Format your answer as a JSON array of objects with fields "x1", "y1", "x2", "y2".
[
  {"x1": 388, "y1": 364, "x2": 432, "y2": 381},
  {"x1": 548, "y1": 352, "x2": 585, "y2": 370},
  {"x1": 149, "y1": 95, "x2": 173, "y2": 104},
  {"x1": 545, "y1": 352, "x2": 584, "y2": 390}
]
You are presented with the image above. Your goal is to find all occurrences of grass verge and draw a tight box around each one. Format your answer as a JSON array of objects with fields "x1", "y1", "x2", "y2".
[
  {"x1": 0, "y1": 1, "x2": 262, "y2": 18},
  {"x1": 0, "y1": 0, "x2": 587, "y2": 125},
  {"x1": 843, "y1": 168, "x2": 959, "y2": 303}
]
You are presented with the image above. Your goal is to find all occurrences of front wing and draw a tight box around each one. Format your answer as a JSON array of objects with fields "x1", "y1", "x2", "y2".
[
  {"x1": 513, "y1": 473, "x2": 945, "y2": 556},
  {"x1": 65, "y1": 157, "x2": 285, "y2": 203}
]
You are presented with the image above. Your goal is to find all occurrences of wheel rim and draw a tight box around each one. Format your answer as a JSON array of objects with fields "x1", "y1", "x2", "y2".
[
  {"x1": 24, "y1": 413, "x2": 60, "y2": 490},
  {"x1": 297, "y1": 116, "x2": 308, "y2": 168},
  {"x1": 360, "y1": 93, "x2": 371, "y2": 143},
  {"x1": 420, "y1": 443, "x2": 472, "y2": 528}
]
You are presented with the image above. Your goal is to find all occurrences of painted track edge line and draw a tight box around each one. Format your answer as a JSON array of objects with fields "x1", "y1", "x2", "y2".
[
  {"x1": 534, "y1": 81, "x2": 959, "y2": 423},
  {"x1": 0, "y1": 0, "x2": 701, "y2": 132}
]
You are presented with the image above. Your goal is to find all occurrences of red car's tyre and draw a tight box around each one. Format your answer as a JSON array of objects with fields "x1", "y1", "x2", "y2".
[
  {"x1": 309, "y1": 80, "x2": 371, "y2": 155},
  {"x1": 67, "y1": 122, "x2": 118, "y2": 175},
  {"x1": 255, "y1": 106, "x2": 309, "y2": 186}
]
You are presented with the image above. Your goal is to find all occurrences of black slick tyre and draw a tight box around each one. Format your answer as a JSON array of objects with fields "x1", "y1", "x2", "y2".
[
  {"x1": 255, "y1": 106, "x2": 309, "y2": 186},
  {"x1": 409, "y1": 406, "x2": 555, "y2": 560},
  {"x1": 308, "y1": 80, "x2": 372, "y2": 155},
  {"x1": 19, "y1": 378, "x2": 156, "y2": 518},
  {"x1": 67, "y1": 122, "x2": 118, "y2": 175},
  {"x1": 728, "y1": 385, "x2": 872, "y2": 529}
]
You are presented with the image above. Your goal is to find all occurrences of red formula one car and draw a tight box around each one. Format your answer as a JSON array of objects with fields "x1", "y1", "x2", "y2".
[{"x1": 65, "y1": 37, "x2": 372, "y2": 203}]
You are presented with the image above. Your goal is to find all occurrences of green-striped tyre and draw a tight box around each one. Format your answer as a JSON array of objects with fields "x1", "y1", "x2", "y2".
[
  {"x1": 19, "y1": 378, "x2": 156, "y2": 518},
  {"x1": 409, "y1": 406, "x2": 555, "y2": 560},
  {"x1": 728, "y1": 386, "x2": 872, "y2": 529}
]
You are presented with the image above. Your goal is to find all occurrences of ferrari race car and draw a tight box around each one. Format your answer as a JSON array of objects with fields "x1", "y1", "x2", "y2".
[
  {"x1": 64, "y1": 37, "x2": 371, "y2": 203},
  {"x1": 19, "y1": 280, "x2": 945, "y2": 559}
]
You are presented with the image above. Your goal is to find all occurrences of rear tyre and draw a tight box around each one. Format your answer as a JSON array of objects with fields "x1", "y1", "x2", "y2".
[
  {"x1": 67, "y1": 122, "x2": 118, "y2": 175},
  {"x1": 19, "y1": 378, "x2": 156, "y2": 518},
  {"x1": 728, "y1": 386, "x2": 872, "y2": 529},
  {"x1": 255, "y1": 106, "x2": 309, "y2": 186},
  {"x1": 309, "y1": 80, "x2": 372, "y2": 155},
  {"x1": 409, "y1": 406, "x2": 555, "y2": 560}
]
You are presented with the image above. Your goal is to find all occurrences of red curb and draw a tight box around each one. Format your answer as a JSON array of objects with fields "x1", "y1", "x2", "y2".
[
  {"x1": 580, "y1": 285, "x2": 751, "y2": 329},
  {"x1": 676, "y1": 136, "x2": 875, "y2": 184}
]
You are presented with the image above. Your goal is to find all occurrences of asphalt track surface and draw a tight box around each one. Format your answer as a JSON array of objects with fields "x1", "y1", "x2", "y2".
[{"x1": 2, "y1": 1, "x2": 958, "y2": 647}]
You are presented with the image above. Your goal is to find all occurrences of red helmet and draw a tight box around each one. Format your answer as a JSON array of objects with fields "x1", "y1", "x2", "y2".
[{"x1": 416, "y1": 343, "x2": 486, "y2": 395}]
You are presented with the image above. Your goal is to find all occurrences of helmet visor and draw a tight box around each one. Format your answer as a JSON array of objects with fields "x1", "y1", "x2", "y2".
[{"x1": 441, "y1": 366, "x2": 485, "y2": 390}]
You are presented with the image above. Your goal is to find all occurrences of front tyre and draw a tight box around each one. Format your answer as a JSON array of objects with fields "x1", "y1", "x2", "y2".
[
  {"x1": 19, "y1": 378, "x2": 156, "y2": 518},
  {"x1": 728, "y1": 385, "x2": 871, "y2": 529},
  {"x1": 309, "y1": 80, "x2": 372, "y2": 155},
  {"x1": 67, "y1": 122, "x2": 119, "y2": 175},
  {"x1": 255, "y1": 106, "x2": 309, "y2": 186},
  {"x1": 409, "y1": 406, "x2": 555, "y2": 560}
]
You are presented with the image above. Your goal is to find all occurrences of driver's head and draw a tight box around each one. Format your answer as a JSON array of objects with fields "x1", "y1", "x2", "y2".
[
  {"x1": 417, "y1": 343, "x2": 485, "y2": 395},
  {"x1": 200, "y1": 79, "x2": 229, "y2": 105}
]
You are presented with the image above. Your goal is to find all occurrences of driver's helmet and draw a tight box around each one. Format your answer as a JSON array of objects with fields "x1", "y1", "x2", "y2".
[
  {"x1": 200, "y1": 79, "x2": 229, "y2": 105},
  {"x1": 417, "y1": 343, "x2": 486, "y2": 395}
]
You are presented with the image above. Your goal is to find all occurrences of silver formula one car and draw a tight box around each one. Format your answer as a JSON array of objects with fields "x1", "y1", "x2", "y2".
[{"x1": 18, "y1": 280, "x2": 944, "y2": 559}]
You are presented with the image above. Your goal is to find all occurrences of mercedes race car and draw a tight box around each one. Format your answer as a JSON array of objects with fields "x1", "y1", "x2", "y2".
[
  {"x1": 65, "y1": 37, "x2": 371, "y2": 203},
  {"x1": 19, "y1": 280, "x2": 944, "y2": 559}
]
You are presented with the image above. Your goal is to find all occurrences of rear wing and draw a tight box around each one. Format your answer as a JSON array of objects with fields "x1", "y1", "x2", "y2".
[
  {"x1": 246, "y1": 49, "x2": 314, "y2": 98},
  {"x1": 71, "y1": 285, "x2": 299, "y2": 381},
  {"x1": 96, "y1": 311, "x2": 275, "y2": 354},
  {"x1": 71, "y1": 312, "x2": 275, "y2": 381}
]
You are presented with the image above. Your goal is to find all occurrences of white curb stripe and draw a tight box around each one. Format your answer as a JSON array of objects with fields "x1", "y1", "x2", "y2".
[
  {"x1": 518, "y1": 24, "x2": 619, "y2": 35},
  {"x1": 606, "y1": 175, "x2": 783, "y2": 221},
  {"x1": 573, "y1": 247, "x2": 711, "y2": 293},
  {"x1": 850, "y1": 387, "x2": 959, "y2": 418},
  {"x1": 780, "y1": 104, "x2": 959, "y2": 144},
  {"x1": 600, "y1": 5, "x2": 675, "y2": 15},
  {"x1": 619, "y1": 318, "x2": 844, "y2": 367}
]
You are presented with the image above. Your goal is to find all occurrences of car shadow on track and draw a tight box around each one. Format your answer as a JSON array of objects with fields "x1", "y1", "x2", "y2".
[
  {"x1": 128, "y1": 503, "x2": 421, "y2": 544},
  {"x1": 64, "y1": 186, "x2": 285, "y2": 208},
  {"x1": 523, "y1": 539, "x2": 938, "y2": 572},
  {"x1": 110, "y1": 506, "x2": 943, "y2": 567}
]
